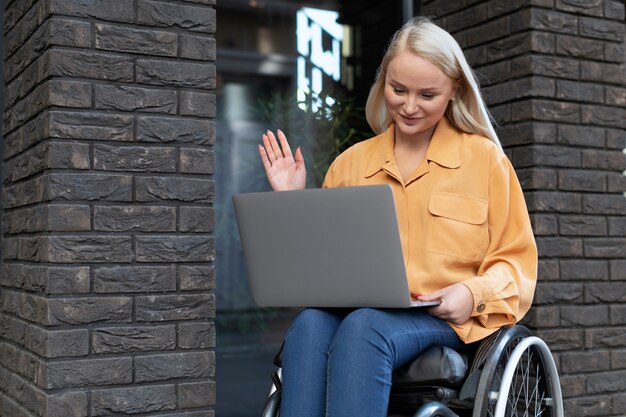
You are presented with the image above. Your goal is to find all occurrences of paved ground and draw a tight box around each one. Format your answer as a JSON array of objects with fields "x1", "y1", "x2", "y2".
[
  {"x1": 215, "y1": 310, "x2": 297, "y2": 417},
  {"x1": 216, "y1": 347, "x2": 278, "y2": 417}
]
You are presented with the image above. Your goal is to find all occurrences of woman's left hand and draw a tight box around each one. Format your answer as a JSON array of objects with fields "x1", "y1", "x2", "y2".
[{"x1": 415, "y1": 284, "x2": 474, "y2": 325}]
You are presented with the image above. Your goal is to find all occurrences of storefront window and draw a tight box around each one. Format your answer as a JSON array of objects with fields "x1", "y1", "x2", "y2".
[{"x1": 215, "y1": 1, "x2": 350, "y2": 415}]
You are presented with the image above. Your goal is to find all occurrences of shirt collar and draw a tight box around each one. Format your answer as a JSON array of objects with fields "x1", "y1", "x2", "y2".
[
  {"x1": 426, "y1": 117, "x2": 461, "y2": 169},
  {"x1": 364, "y1": 117, "x2": 462, "y2": 178},
  {"x1": 364, "y1": 125, "x2": 395, "y2": 178}
]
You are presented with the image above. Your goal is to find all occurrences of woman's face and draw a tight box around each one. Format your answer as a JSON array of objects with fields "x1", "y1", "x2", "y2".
[{"x1": 384, "y1": 51, "x2": 457, "y2": 142}]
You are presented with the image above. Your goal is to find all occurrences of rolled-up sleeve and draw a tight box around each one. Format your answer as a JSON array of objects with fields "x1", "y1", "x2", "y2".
[{"x1": 461, "y1": 148, "x2": 538, "y2": 330}]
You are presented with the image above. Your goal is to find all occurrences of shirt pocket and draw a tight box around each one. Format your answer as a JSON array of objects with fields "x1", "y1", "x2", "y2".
[{"x1": 427, "y1": 192, "x2": 489, "y2": 261}]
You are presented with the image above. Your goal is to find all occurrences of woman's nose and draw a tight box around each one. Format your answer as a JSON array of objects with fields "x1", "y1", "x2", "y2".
[{"x1": 403, "y1": 96, "x2": 420, "y2": 114}]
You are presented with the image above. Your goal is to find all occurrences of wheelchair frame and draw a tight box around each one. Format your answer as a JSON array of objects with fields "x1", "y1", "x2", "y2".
[{"x1": 261, "y1": 325, "x2": 563, "y2": 417}]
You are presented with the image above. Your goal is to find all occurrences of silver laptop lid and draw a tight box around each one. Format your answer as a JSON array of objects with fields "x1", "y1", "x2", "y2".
[{"x1": 233, "y1": 185, "x2": 425, "y2": 308}]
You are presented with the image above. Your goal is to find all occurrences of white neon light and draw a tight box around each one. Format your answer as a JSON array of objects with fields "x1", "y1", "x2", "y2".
[
  {"x1": 302, "y1": 7, "x2": 343, "y2": 40},
  {"x1": 296, "y1": 7, "x2": 343, "y2": 113}
]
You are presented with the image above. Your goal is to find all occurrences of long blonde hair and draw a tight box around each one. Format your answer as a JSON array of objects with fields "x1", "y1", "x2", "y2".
[{"x1": 365, "y1": 17, "x2": 501, "y2": 148}]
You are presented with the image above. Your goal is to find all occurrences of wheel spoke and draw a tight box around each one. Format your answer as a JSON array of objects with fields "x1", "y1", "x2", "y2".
[
  {"x1": 500, "y1": 346, "x2": 554, "y2": 417},
  {"x1": 511, "y1": 348, "x2": 529, "y2": 416},
  {"x1": 477, "y1": 331, "x2": 561, "y2": 417}
]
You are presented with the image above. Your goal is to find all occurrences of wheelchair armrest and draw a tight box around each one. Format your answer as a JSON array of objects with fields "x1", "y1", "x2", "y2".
[{"x1": 392, "y1": 346, "x2": 470, "y2": 388}]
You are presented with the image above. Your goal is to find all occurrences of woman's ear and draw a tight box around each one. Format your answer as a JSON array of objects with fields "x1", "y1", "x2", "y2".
[
  {"x1": 451, "y1": 79, "x2": 461, "y2": 101},
  {"x1": 448, "y1": 78, "x2": 461, "y2": 103}
]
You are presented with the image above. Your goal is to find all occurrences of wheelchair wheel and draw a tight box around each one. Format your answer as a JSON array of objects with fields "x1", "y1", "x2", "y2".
[
  {"x1": 261, "y1": 390, "x2": 280, "y2": 417},
  {"x1": 261, "y1": 369, "x2": 282, "y2": 417},
  {"x1": 472, "y1": 327, "x2": 563, "y2": 417}
]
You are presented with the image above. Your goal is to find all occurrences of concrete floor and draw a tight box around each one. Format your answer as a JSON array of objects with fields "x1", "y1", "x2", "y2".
[
  {"x1": 215, "y1": 309, "x2": 296, "y2": 417},
  {"x1": 216, "y1": 347, "x2": 278, "y2": 417}
]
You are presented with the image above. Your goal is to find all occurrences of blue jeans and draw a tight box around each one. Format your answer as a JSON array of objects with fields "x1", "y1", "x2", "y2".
[{"x1": 280, "y1": 308, "x2": 465, "y2": 417}]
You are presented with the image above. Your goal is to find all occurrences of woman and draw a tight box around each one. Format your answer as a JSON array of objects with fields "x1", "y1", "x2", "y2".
[{"x1": 258, "y1": 17, "x2": 537, "y2": 417}]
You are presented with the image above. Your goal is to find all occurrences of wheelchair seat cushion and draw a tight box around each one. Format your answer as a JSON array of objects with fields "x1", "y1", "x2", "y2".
[{"x1": 392, "y1": 346, "x2": 469, "y2": 388}]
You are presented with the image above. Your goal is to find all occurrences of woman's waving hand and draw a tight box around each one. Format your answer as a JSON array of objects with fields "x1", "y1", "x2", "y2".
[{"x1": 259, "y1": 129, "x2": 307, "y2": 191}]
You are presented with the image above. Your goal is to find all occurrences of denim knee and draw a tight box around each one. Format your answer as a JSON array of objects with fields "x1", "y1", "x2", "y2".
[
  {"x1": 329, "y1": 308, "x2": 393, "y2": 357},
  {"x1": 285, "y1": 308, "x2": 342, "y2": 348}
]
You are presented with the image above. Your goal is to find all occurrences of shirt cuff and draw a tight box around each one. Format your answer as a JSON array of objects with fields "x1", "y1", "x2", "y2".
[{"x1": 461, "y1": 278, "x2": 486, "y2": 317}]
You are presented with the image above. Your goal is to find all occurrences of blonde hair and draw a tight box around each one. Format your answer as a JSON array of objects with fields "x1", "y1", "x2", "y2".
[{"x1": 365, "y1": 17, "x2": 501, "y2": 148}]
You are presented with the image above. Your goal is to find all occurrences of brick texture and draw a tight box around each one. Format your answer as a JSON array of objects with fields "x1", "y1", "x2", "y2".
[
  {"x1": 1, "y1": 0, "x2": 216, "y2": 416},
  {"x1": 422, "y1": 0, "x2": 625, "y2": 415}
]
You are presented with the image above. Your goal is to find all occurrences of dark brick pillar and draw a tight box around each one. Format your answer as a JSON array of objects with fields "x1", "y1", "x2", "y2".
[
  {"x1": 338, "y1": 0, "x2": 404, "y2": 104},
  {"x1": 1, "y1": 1, "x2": 216, "y2": 416},
  {"x1": 422, "y1": 1, "x2": 625, "y2": 416}
]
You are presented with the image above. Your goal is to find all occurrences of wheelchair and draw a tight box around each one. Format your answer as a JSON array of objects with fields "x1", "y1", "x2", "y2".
[{"x1": 261, "y1": 324, "x2": 563, "y2": 417}]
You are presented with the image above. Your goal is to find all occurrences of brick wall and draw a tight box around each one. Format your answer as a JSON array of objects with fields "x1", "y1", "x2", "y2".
[
  {"x1": 1, "y1": 1, "x2": 217, "y2": 416},
  {"x1": 421, "y1": 0, "x2": 625, "y2": 415},
  {"x1": 338, "y1": 0, "x2": 405, "y2": 105}
]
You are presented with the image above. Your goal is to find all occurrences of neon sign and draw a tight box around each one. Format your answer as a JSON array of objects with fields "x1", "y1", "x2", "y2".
[{"x1": 296, "y1": 7, "x2": 343, "y2": 113}]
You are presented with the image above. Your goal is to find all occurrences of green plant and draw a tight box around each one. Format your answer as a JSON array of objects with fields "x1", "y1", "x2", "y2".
[{"x1": 257, "y1": 90, "x2": 370, "y2": 187}]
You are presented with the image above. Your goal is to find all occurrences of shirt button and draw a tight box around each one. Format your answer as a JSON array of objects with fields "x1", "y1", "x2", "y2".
[{"x1": 477, "y1": 302, "x2": 486, "y2": 313}]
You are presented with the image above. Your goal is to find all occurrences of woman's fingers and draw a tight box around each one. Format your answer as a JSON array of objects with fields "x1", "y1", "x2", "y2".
[
  {"x1": 261, "y1": 129, "x2": 298, "y2": 168},
  {"x1": 422, "y1": 284, "x2": 473, "y2": 325},
  {"x1": 416, "y1": 291, "x2": 442, "y2": 302},
  {"x1": 277, "y1": 129, "x2": 293, "y2": 160},
  {"x1": 259, "y1": 144, "x2": 272, "y2": 171},
  {"x1": 294, "y1": 146, "x2": 305, "y2": 170},
  {"x1": 261, "y1": 133, "x2": 276, "y2": 162},
  {"x1": 266, "y1": 130, "x2": 284, "y2": 161}
]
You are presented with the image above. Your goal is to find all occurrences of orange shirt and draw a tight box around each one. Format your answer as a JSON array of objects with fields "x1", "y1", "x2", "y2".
[{"x1": 322, "y1": 118, "x2": 537, "y2": 343}]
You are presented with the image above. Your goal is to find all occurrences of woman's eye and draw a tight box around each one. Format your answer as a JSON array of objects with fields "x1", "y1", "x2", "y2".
[
  {"x1": 422, "y1": 94, "x2": 435, "y2": 99},
  {"x1": 393, "y1": 88, "x2": 404, "y2": 94}
]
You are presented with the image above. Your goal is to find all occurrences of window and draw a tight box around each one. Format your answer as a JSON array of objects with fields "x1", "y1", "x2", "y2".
[{"x1": 215, "y1": 2, "x2": 346, "y2": 414}]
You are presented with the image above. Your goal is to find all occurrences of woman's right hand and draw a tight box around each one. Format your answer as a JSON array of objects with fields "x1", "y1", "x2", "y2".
[{"x1": 259, "y1": 129, "x2": 307, "y2": 191}]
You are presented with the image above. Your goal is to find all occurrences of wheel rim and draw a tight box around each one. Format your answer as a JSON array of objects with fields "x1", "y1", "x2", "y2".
[{"x1": 486, "y1": 340, "x2": 554, "y2": 417}]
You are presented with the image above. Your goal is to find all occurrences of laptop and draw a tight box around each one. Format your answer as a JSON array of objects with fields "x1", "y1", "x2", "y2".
[{"x1": 232, "y1": 184, "x2": 440, "y2": 309}]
